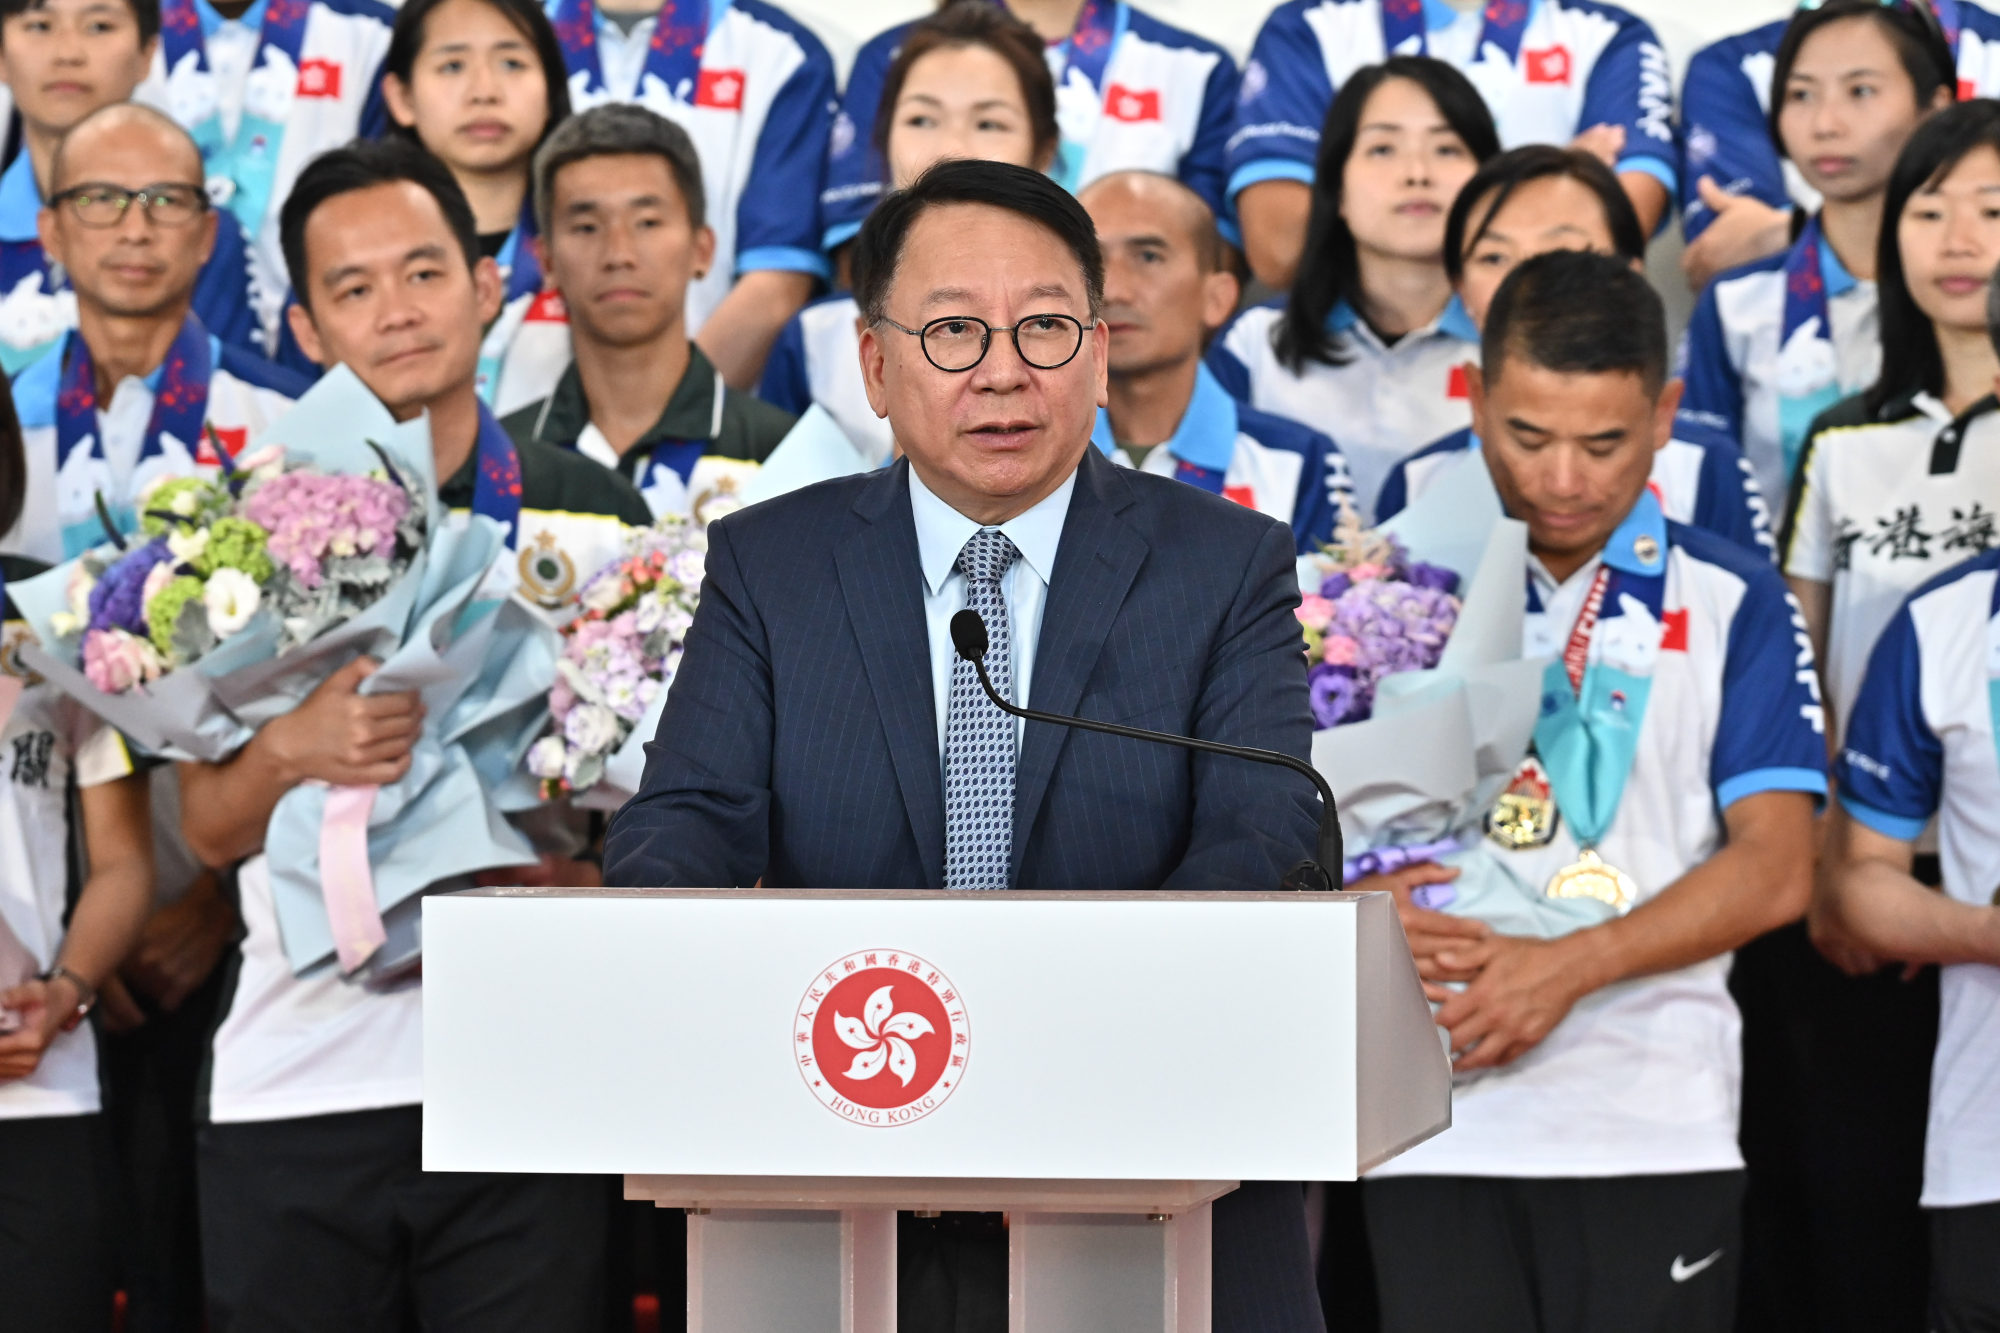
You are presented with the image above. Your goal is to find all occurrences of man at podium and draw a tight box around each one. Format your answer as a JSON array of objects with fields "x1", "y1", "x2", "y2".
[{"x1": 605, "y1": 159, "x2": 1327, "y2": 1330}]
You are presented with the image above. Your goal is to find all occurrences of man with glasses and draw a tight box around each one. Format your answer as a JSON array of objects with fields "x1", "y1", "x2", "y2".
[
  {"x1": 503, "y1": 105, "x2": 794, "y2": 521},
  {"x1": 606, "y1": 157, "x2": 1327, "y2": 1331},
  {"x1": 2, "y1": 101, "x2": 304, "y2": 562}
]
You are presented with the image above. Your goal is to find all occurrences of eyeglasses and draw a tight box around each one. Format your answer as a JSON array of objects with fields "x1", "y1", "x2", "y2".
[
  {"x1": 50, "y1": 183, "x2": 210, "y2": 229},
  {"x1": 876, "y1": 313, "x2": 1092, "y2": 373}
]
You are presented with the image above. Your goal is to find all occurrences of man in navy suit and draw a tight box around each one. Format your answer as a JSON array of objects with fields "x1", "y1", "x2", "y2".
[{"x1": 605, "y1": 159, "x2": 1326, "y2": 1332}]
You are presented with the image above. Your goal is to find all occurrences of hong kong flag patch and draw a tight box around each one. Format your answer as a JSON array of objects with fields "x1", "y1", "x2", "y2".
[
  {"x1": 297, "y1": 58, "x2": 342, "y2": 98},
  {"x1": 525, "y1": 290, "x2": 568, "y2": 323},
  {"x1": 199, "y1": 425, "x2": 245, "y2": 467},
  {"x1": 1523, "y1": 46, "x2": 1572, "y2": 85},
  {"x1": 1104, "y1": 84, "x2": 1161, "y2": 123},
  {"x1": 696, "y1": 69, "x2": 746, "y2": 111},
  {"x1": 1660, "y1": 608, "x2": 1689, "y2": 653},
  {"x1": 1446, "y1": 364, "x2": 1470, "y2": 399}
]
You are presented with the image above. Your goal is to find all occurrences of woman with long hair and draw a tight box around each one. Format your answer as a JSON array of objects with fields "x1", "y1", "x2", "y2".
[{"x1": 1207, "y1": 56, "x2": 1498, "y2": 517}]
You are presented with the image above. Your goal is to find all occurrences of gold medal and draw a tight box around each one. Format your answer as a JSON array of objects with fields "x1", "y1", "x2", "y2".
[
  {"x1": 1546, "y1": 848, "x2": 1636, "y2": 914},
  {"x1": 1487, "y1": 755, "x2": 1560, "y2": 851}
]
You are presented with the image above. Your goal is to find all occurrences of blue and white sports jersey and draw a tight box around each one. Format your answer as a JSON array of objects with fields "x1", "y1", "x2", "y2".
[
  {"x1": 1, "y1": 323, "x2": 308, "y2": 562},
  {"x1": 0, "y1": 152, "x2": 261, "y2": 376},
  {"x1": 1678, "y1": 233, "x2": 1881, "y2": 510},
  {"x1": 1207, "y1": 296, "x2": 1473, "y2": 518},
  {"x1": 1373, "y1": 496, "x2": 1827, "y2": 1179},
  {"x1": 1376, "y1": 423, "x2": 1775, "y2": 557},
  {"x1": 1227, "y1": 0, "x2": 1676, "y2": 207},
  {"x1": 1680, "y1": 5, "x2": 2000, "y2": 240},
  {"x1": 1838, "y1": 548, "x2": 2000, "y2": 1208},
  {"x1": 821, "y1": 1, "x2": 1238, "y2": 252},
  {"x1": 759, "y1": 292, "x2": 892, "y2": 463},
  {"x1": 135, "y1": 0, "x2": 396, "y2": 347},
  {"x1": 1090, "y1": 363, "x2": 1348, "y2": 554},
  {"x1": 550, "y1": 0, "x2": 833, "y2": 331}
]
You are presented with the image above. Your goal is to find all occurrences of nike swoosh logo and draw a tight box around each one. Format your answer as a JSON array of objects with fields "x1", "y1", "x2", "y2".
[{"x1": 1671, "y1": 1249, "x2": 1723, "y2": 1283}]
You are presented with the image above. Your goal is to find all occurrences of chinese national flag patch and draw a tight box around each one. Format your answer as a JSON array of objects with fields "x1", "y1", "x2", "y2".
[
  {"x1": 1104, "y1": 84, "x2": 1162, "y2": 123},
  {"x1": 525, "y1": 290, "x2": 568, "y2": 323},
  {"x1": 1660, "y1": 608, "x2": 1690, "y2": 653},
  {"x1": 1446, "y1": 364, "x2": 1470, "y2": 399},
  {"x1": 696, "y1": 69, "x2": 746, "y2": 111},
  {"x1": 1523, "y1": 46, "x2": 1572, "y2": 84},
  {"x1": 199, "y1": 425, "x2": 246, "y2": 467},
  {"x1": 297, "y1": 58, "x2": 342, "y2": 98},
  {"x1": 1222, "y1": 484, "x2": 1257, "y2": 508}
]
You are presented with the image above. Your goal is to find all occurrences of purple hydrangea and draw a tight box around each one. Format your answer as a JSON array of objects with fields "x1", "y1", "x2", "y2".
[
  {"x1": 1407, "y1": 562, "x2": 1460, "y2": 595},
  {"x1": 1308, "y1": 661, "x2": 1367, "y2": 728},
  {"x1": 87, "y1": 537, "x2": 173, "y2": 636},
  {"x1": 1313, "y1": 580, "x2": 1461, "y2": 724}
]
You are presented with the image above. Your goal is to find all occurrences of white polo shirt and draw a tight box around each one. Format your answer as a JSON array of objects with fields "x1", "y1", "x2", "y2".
[
  {"x1": 759, "y1": 293, "x2": 894, "y2": 465},
  {"x1": 1837, "y1": 549, "x2": 2000, "y2": 1208}
]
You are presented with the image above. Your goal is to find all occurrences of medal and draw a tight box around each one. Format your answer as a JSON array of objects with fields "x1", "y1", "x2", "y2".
[
  {"x1": 1486, "y1": 754, "x2": 1559, "y2": 850},
  {"x1": 1546, "y1": 848, "x2": 1637, "y2": 914}
]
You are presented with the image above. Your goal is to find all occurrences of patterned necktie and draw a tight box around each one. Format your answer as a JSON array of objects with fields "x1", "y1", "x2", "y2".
[{"x1": 943, "y1": 528, "x2": 1021, "y2": 890}]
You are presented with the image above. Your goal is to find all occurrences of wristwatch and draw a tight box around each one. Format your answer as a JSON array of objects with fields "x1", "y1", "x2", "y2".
[{"x1": 39, "y1": 965, "x2": 98, "y2": 1027}]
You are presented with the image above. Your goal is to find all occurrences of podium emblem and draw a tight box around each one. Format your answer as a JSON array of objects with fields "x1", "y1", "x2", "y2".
[{"x1": 795, "y1": 950, "x2": 969, "y2": 1126}]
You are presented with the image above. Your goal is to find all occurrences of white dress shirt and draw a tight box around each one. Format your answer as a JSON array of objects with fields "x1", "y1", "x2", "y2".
[{"x1": 908, "y1": 464, "x2": 1076, "y2": 769}]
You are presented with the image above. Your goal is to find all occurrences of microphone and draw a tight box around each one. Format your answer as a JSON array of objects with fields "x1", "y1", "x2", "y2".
[{"x1": 949, "y1": 610, "x2": 1342, "y2": 892}]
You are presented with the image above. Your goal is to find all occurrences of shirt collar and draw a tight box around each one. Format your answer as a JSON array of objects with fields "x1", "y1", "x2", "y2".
[
  {"x1": 909, "y1": 461, "x2": 1077, "y2": 598},
  {"x1": 1601, "y1": 484, "x2": 1668, "y2": 576},
  {"x1": 534, "y1": 343, "x2": 724, "y2": 449},
  {"x1": 1325, "y1": 293, "x2": 1479, "y2": 344},
  {"x1": 0, "y1": 153, "x2": 42, "y2": 243},
  {"x1": 1090, "y1": 363, "x2": 1239, "y2": 474},
  {"x1": 1818, "y1": 231, "x2": 1859, "y2": 299},
  {"x1": 196, "y1": 0, "x2": 266, "y2": 37}
]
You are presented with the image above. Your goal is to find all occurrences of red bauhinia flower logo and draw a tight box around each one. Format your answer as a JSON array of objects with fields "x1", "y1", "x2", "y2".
[{"x1": 796, "y1": 951, "x2": 970, "y2": 1126}]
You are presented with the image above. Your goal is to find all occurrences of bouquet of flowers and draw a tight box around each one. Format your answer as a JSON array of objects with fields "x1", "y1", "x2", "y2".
[{"x1": 524, "y1": 515, "x2": 705, "y2": 808}]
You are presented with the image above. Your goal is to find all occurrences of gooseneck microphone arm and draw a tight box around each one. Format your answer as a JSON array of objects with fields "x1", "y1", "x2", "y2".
[{"x1": 949, "y1": 610, "x2": 1343, "y2": 892}]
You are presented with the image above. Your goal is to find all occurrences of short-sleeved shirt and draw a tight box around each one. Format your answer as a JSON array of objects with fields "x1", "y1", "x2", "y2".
[
  {"x1": 0, "y1": 555, "x2": 135, "y2": 1121},
  {"x1": 554, "y1": 0, "x2": 834, "y2": 332},
  {"x1": 821, "y1": 2, "x2": 1239, "y2": 252},
  {"x1": 1371, "y1": 495, "x2": 1829, "y2": 1179},
  {"x1": 1782, "y1": 392, "x2": 2000, "y2": 732},
  {"x1": 204, "y1": 408, "x2": 649, "y2": 1125},
  {"x1": 1206, "y1": 297, "x2": 1477, "y2": 517},
  {"x1": 1227, "y1": 0, "x2": 1677, "y2": 207},
  {"x1": 1679, "y1": 5, "x2": 2000, "y2": 240},
  {"x1": 0, "y1": 152, "x2": 263, "y2": 375},
  {"x1": 135, "y1": 0, "x2": 396, "y2": 347},
  {"x1": 1377, "y1": 424, "x2": 1775, "y2": 558},
  {"x1": 1090, "y1": 362, "x2": 1349, "y2": 554},
  {"x1": 505, "y1": 343, "x2": 794, "y2": 523},
  {"x1": 759, "y1": 292, "x2": 893, "y2": 464},
  {"x1": 1676, "y1": 233, "x2": 1880, "y2": 509},
  {"x1": 1837, "y1": 548, "x2": 2000, "y2": 1208}
]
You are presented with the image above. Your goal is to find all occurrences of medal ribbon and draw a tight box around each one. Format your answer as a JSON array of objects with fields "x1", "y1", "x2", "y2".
[
  {"x1": 158, "y1": 0, "x2": 312, "y2": 234},
  {"x1": 55, "y1": 314, "x2": 214, "y2": 543},
  {"x1": 1379, "y1": 0, "x2": 1533, "y2": 67},
  {"x1": 551, "y1": 0, "x2": 708, "y2": 103},
  {"x1": 1777, "y1": 215, "x2": 1844, "y2": 484},
  {"x1": 471, "y1": 405, "x2": 525, "y2": 547}
]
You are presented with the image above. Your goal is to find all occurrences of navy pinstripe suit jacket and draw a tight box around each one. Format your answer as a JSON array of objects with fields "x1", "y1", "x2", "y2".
[{"x1": 603, "y1": 444, "x2": 1319, "y2": 893}]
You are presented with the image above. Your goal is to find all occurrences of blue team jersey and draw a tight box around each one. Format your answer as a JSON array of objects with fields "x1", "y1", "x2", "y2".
[
  {"x1": 1681, "y1": 4, "x2": 2000, "y2": 240},
  {"x1": 821, "y1": 1, "x2": 1238, "y2": 252},
  {"x1": 1227, "y1": 0, "x2": 1677, "y2": 206},
  {"x1": 1376, "y1": 423, "x2": 1775, "y2": 557},
  {"x1": 0, "y1": 152, "x2": 261, "y2": 375}
]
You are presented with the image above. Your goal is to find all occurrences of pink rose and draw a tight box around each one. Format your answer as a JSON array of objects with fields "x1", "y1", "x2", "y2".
[
  {"x1": 1295, "y1": 595, "x2": 1334, "y2": 629},
  {"x1": 82, "y1": 629, "x2": 162, "y2": 694},
  {"x1": 1322, "y1": 634, "x2": 1360, "y2": 666},
  {"x1": 1348, "y1": 562, "x2": 1389, "y2": 583}
]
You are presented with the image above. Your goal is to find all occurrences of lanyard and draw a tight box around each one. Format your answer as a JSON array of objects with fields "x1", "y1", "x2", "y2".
[
  {"x1": 1777, "y1": 215, "x2": 1845, "y2": 483},
  {"x1": 158, "y1": 0, "x2": 313, "y2": 234},
  {"x1": 1560, "y1": 564, "x2": 1611, "y2": 694},
  {"x1": 54, "y1": 315, "x2": 214, "y2": 541},
  {"x1": 551, "y1": 0, "x2": 708, "y2": 102},
  {"x1": 1379, "y1": 0, "x2": 1534, "y2": 67}
]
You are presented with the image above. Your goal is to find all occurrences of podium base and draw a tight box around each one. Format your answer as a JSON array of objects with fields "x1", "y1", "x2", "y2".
[{"x1": 627, "y1": 1176, "x2": 1233, "y2": 1333}]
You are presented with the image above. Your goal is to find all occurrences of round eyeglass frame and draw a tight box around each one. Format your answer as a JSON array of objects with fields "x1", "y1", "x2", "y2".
[
  {"x1": 876, "y1": 313, "x2": 1093, "y2": 373},
  {"x1": 49, "y1": 183, "x2": 211, "y2": 229}
]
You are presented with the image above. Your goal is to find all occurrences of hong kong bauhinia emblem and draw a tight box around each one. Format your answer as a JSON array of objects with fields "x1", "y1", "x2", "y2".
[{"x1": 795, "y1": 950, "x2": 969, "y2": 1126}]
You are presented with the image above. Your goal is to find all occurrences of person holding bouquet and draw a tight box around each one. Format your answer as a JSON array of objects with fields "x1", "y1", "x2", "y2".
[
  {"x1": 502, "y1": 105, "x2": 794, "y2": 524},
  {"x1": 1354, "y1": 250, "x2": 1826, "y2": 1333},
  {"x1": 1078, "y1": 168, "x2": 1348, "y2": 554},
  {"x1": 175, "y1": 140, "x2": 644, "y2": 1331},
  {"x1": 0, "y1": 390, "x2": 157, "y2": 1329},
  {"x1": 2, "y1": 103, "x2": 306, "y2": 563}
]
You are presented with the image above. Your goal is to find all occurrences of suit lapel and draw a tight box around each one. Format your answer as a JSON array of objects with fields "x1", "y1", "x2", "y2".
[
  {"x1": 1013, "y1": 450, "x2": 1148, "y2": 873},
  {"x1": 835, "y1": 461, "x2": 946, "y2": 887}
]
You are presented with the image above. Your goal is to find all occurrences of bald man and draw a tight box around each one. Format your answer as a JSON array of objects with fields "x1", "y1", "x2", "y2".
[
  {"x1": 3, "y1": 103, "x2": 306, "y2": 561},
  {"x1": 1079, "y1": 170, "x2": 1349, "y2": 554}
]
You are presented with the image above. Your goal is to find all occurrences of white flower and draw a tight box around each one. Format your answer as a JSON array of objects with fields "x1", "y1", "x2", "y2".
[
  {"x1": 236, "y1": 444, "x2": 285, "y2": 479},
  {"x1": 658, "y1": 604, "x2": 694, "y2": 641},
  {"x1": 202, "y1": 567, "x2": 262, "y2": 638},
  {"x1": 169, "y1": 487, "x2": 199, "y2": 517},
  {"x1": 561, "y1": 701, "x2": 622, "y2": 756},
  {"x1": 167, "y1": 526, "x2": 210, "y2": 566},
  {"x1": 581, "y1": 575, "x2": 627, "y2": 615},
  {"x1": 632, "y1": 591, "x2": 668, "y2": 634},
  {"x1": 832, "y1": 984, "x2": 934, "y2": 1087},
  {"x1": 526, "y1": 735, "x2": 568, "y2": 780}
]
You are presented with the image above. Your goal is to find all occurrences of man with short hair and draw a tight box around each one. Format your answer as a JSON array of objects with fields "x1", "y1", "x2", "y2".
[
  {"x1": 606, "y1": 157, "x2": 1327, "y2": 1332},
  {"x1": 1356, "y1": 249, "x2": 1826, "y2": 1333},
  {"x1": 0, "y1": 0, "x2": 257, "y2": 372},
  {"x1": 1080, "y1": 169, "x2": 1346, "y2": 552},
  {"x1": 505, "y1": 104, "x2": 795, "y2": 522},
  {"x1": 177, "y1": 139, "x2": 646, "y2": 1332},
  {"x1": 2, "y1": 102, "x2": 302, "y2": 562}
]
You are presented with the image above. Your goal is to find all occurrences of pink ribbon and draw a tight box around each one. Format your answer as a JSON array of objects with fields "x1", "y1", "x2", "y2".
[{"x1": 320, "y1": 784, "x2": 385, "y2": 975}]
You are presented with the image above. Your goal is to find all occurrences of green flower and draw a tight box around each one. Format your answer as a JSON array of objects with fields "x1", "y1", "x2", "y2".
[
  {"x1": 138, "y1": 477, "x2": 229, "y2": 536},
  {"x1": 145, "y1": 574, "x2": 204, "y2": 656},
  {"x1": 196, "y1": 517, "x2": 274, "y2": 582}
]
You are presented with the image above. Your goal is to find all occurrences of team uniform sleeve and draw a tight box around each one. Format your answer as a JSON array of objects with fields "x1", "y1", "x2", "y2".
[
  {"x1": 1225, "y1": 5, "x2": 1333, "y2": 203},
  {"x1": 1675, "y1": 281, "x2": 1746, "y2": 447},
  {"x1": 1205, "y1": 326, "x2": 1255, "y2": 402},
  {"x1": 1184, "y1": 48, "x2": 1241, "y2": 243},
  {"x1": 1678, "y1": 38, "x2": 1790, "y2": 243},
  {"x1": 1835, "y1": 601, "x2": 1942, "y2": 841},
  {"x1": 757, "y1": 312, "x2": 813, "y2": 415},
  {"x1": 1779, "y1": 425, "x2": 1836, "y2": 581},
  {"x1": 1690, "y1": 430, "x2": 1776, "y2": 558},
  {"x1": 1710, "y1": 567, "x2": 1830, "y2": 808},
  {"x1": 734, "y1": 38, "x2": 836, "y2": 279},
  {"x1": 191, "y1": 210, "x2": 262, "y2": 357},
  {"x1": 1288, "y1": 426, "x2": 1343, "y2": 551},
  {"x1": 1583, "y1": 14, "x2": 1679, "y2": 201},
  {"x1": 819, "y1": 29, "x2": 896, "y2": 254}
]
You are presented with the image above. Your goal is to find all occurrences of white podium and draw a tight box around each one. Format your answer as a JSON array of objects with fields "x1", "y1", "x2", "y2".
[{"x1": 423, "y1": 889, "x2": 1449, "y2": 1332}]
